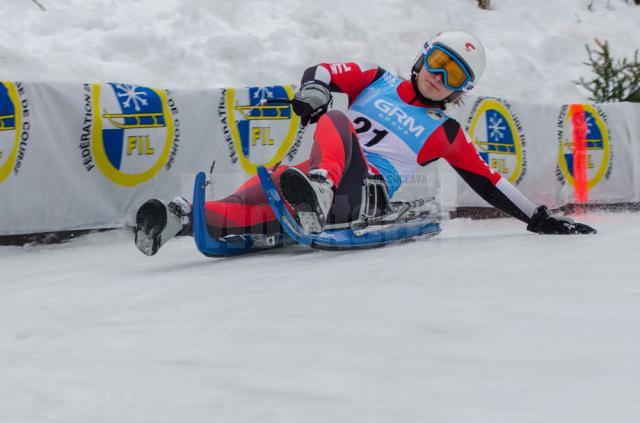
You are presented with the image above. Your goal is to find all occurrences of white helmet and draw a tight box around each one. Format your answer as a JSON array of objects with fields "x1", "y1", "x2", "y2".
[{"x1": 411, "y1": 30, "x2": 486, "y2": 102}]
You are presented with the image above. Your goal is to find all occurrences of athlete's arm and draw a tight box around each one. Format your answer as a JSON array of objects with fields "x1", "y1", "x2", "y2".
[
  {"x1": 417, "y1": 119, "x2": 536, "y2": 223},
  {"x1": 417, "y1": 119, "x2": 596, "y2": 233},
  {"x1": 300, "y1": 62, "x2": 386, "y2": 105}
]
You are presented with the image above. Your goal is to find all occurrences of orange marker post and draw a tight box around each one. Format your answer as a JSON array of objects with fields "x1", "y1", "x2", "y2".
[{"x1": 570, "y1": 104, "x2": 589, "y2": 205}]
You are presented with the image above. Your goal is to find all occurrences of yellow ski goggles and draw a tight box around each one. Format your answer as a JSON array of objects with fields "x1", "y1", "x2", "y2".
[{"x1": 424, "y1": 45, "x2": 473, "y2": 91}]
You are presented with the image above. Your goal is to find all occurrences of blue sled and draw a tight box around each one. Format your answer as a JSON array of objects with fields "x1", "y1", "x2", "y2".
[
  {"x1": 256, "y1": 166, "x2": 441, "y2": 250},
  {"x1": 192, "y1": 172, "x2": 256, "y2": 257}
]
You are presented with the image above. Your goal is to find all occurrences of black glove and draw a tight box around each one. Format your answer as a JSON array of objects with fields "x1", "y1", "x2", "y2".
[
  {"x1": 292, "y1": 82, "x2": 332, "y2": 126},
  {"x1": 527, "y1": 205, "x2": 597, "y2": 234}
]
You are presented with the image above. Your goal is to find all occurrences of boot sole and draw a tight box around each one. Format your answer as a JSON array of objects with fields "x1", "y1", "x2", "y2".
[
  {"x1": 280, "y1": 169, "x2": 320, "y2": 214},
  {"x1": 135, "y1": 199, "x2": 167, "y2": 256},
  {"x1": 280, "y1": 169, "x2": 324, "y2": 233}
]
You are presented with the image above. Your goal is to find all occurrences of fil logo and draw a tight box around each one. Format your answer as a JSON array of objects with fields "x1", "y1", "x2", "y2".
[
  {"x1": 465, "y1": 42, "x2": 476, "y2": 52},
  {"x1": 467, "y1": 97, "x2": 526, "y2": 185},
  {"x1": 0, "y1": 81, "x2": 31, "y2": 184},
  {"x1": 556, "y1": 104, "x2": 611, "y2": 190},
  {"x1": 222, "y1": 85, "x2": 299, "y2": 175},
  {"x1": 80, "y1": 83, "x2": 181, "y2": 187},
  {"x1": 329, "y1": 63, "x2": 352, "y2": 74}
]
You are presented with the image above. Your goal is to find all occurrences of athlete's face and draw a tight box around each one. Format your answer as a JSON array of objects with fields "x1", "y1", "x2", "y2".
[{"x1": 416, "y1": 65, "x2": 454, "y2": 102}]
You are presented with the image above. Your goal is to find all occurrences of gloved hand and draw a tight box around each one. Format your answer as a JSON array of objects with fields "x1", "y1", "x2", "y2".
[
  {"x1": 292, "y1": 82, "x2": 332, "y2": 126},
  {"x1": 527, "y1": 205, "x2": 596, "y2": 234}
]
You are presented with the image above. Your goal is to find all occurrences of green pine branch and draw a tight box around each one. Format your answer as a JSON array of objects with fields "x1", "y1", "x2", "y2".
[{"x1": 575, "y1": 39, "x2": 640, "y2": 103}]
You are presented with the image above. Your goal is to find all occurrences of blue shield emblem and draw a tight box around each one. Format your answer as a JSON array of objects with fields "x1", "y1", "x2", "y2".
[
  {"x1": 91, "y1": 83, "x2": 175, "y2": 186},
  {"x1": 0, "y1": 82, "x2": 20, "y2": 183},
  {"x1": 468, "y1": 98, "x2": 525, "y2": 184},
  {"x1": 558, "y1": 105, "x2": 610, "y2": 189},
  {"x1": 225, "y1": 85, "x2": 299, "y2": 174}
]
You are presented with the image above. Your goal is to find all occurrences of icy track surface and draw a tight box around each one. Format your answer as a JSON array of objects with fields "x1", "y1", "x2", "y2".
[{"x1": 1, "y1": 213, "x2": 639, "y2": 423}]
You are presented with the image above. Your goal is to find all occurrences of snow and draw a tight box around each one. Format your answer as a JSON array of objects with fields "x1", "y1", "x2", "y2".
[
  {"x1": 2, "y1": 0, "x2": 639, "y2": 103},
  {"x1": 2, "y1": 212, "x2": 640, "y2": 422},
  {"x1": 2, "y1": 1, "x2": 640, "y2": 421}
]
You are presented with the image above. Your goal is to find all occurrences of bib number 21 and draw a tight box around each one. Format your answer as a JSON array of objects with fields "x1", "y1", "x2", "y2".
[{"x1": 353, "y1": 116, "x2": 389, "y2": 147}]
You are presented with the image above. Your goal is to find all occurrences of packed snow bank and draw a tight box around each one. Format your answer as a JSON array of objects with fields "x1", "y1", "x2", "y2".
[{"x1": 2, "y1": 0, "x2": 639, "y2": 103}]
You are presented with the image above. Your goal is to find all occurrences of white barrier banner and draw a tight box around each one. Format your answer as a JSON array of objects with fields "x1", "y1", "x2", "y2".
[
  {"x1": 1, "y1": 80, "x2": 638, "y2": 236},
  {"x1": 0, "y1": 81, "x2": 346, "y2": 235},
  {"x1": 447, "y1": 96, "x2": 640, "y2": 209}
]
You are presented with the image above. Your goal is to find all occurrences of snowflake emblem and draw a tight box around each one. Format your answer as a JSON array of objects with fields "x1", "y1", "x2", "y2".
[
  {"x1": 585, "y1": 116, "x2": 594, "y2": 137},
  {"x1": 252, "y1": 87, "x2": 274, "y2": 102},
  {"x1": 114, "y1": 83, "x2": 149, "y2": 112},
  {"x1": 488, "y1": 114, "x2": 506, "y2": 139}
]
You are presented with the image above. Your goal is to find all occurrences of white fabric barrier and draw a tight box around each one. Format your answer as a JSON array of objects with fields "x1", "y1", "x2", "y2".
[
  {"x1": 0, "y1": 81, "x2": 346, "y2": 235},
  {"x1": 446, "y1": 96, "x2": 640, "y2": 210},
  {"x1": 1, "y1": 80, "x2": 639, "y2": 236}
]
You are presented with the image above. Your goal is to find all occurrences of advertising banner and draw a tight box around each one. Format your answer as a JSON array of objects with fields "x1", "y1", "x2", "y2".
[{"x1": 0, "y1": 81, "x2": 346, "y2": 235}]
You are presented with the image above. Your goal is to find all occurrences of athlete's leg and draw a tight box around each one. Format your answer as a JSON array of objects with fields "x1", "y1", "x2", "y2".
[
  {"x1": 204, "y1": 162, "x2": 309, "y2": 238},
  {"x1": 285, "y1": 109, "x2": 371, "y2": 225},
  {"x1": 204, "y1": 109, "x2": 371, "y2": 236},
  {"x1": 318, "y1": 112, "x2": 370, "y2": 224}
]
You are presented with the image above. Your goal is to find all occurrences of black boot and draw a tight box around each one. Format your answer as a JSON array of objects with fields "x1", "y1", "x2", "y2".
[
  {"x1": 280, "y1": 168, "x2": 334, "y2": 233},
  {"x1": 135, "y1": 197, "x2": 191, "y2": 256}
]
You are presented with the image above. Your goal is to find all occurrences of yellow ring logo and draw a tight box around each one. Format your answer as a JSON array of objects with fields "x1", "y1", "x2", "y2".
[
  {"x1": 224, "y1": 85, "x2": 299, "y2": 175},
  {"x1": 90, "y1": 83, "x2": 176, "y2": 187},
  {"x1": 557, "y1": 104, "x2": 611, "y2": 189},
  {"x1": 0, "y1": 82, "x2": 21, "y2": 183},
  {"x1": 468, "y1": 98, "x2": 526, "y2": 184}
]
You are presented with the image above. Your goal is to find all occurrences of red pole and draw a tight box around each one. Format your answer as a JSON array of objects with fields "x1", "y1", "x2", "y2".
[{"x1": 570, "y1": 104, "x2": 589, "y2": 205}]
